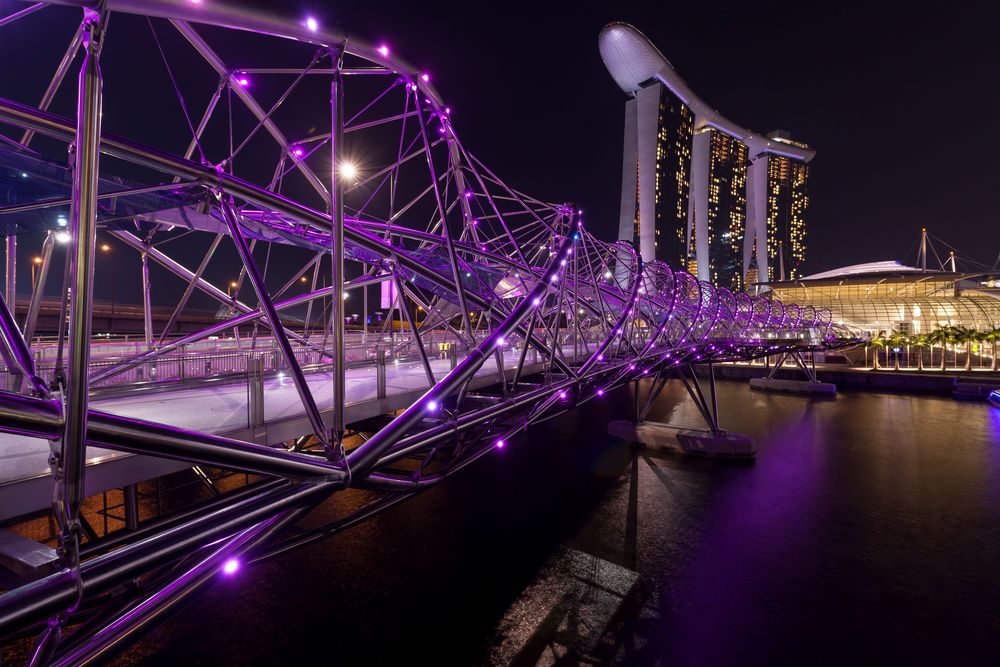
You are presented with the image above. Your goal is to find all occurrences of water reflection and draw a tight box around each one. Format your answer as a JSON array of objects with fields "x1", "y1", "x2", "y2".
[{"x1": 114, "y1": 380, "x2": 1000, "y2": 666}]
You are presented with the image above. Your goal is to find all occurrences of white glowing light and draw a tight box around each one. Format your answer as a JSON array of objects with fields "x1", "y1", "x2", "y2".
[
  {"x1": 340, "y1": 162, "x2": 358, "y2": 181},
  {"x1": 55, "y1": 231, "x2": 71, "y2": 244},
  {"x1": 377, "y1": 45, "x2": 390, "y2": 57},
  {"x1": 305, "y1": 16, "x2": 319, "y2": 32}
]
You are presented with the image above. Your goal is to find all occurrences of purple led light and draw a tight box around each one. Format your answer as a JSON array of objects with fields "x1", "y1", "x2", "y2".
[
  {"x1": 222, "y1": 558, "x2": 239, "y2": 575},
  {"x1": 421, "y1": 73, "x2": 430, "y2": 82},
  {"x1": 496, "y1": 439, "x2": 505, "y2": 449},
  {"x1": 377, "y1": 44, "x2": 390, "y2": 57},
  {"x1": 496, "y1": 336, "x2": 505, "y2": 346},
  {"x1": 427, "y1": 400, "x2": 438, "y2": 412},
  {"x1": 532, "y1": 297, "x2": 541, "y2": 306},
  {"x1": 464, "y1": 190, "x2": 472, "y2": 198},
  {"x1": 596, "y1": 388, "x2": 604, "y2": 396},
  {"x1": 559, "y1": 391, "x2": 567, "y2": 399},
  {"x1": 305, "y1": 16, "x2": 319, "y2": 32},
  {"x1": 292, "y1": 146, "x2": 304, "y2": 157},
  {"x1": 236, "y1": 75, "x2": 249, "y2": 87},
  {"x1": 597, "y1": 353, "x2": 604, "y2": 361}
]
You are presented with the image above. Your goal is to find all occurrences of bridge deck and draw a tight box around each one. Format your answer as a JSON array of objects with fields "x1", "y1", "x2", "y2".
[{"x1": 0, "y1": 348, "x2": 563, "y2": 521}]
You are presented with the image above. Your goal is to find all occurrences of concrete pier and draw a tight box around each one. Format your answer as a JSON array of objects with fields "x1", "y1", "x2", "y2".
[{"x1": 608, "y1": 420, "x2": 756, "y2": 458}]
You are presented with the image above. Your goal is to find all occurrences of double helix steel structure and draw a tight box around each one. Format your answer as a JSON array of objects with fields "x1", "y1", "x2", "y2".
[{"x1": 0, "y1": 1, "x2": 857, "y2": 662}]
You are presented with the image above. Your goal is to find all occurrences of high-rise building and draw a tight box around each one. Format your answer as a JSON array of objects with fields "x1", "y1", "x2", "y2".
[
  {"x1": 698, "y1": 129, "x2": 748, "y2": 290},
  {"x1": 600, "y1": 23, "x2": 815, "y2": 286},
  {"x1": 616, "y1": 82, "x2": 692, "y2": 267}
]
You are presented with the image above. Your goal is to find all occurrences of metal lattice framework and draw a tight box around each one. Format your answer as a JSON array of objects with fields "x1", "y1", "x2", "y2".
[{"x1": 0, "y1": 2, "x2": 858, "y2": 662}]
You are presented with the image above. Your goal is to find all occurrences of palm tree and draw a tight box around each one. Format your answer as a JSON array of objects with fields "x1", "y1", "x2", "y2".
[
  {"x1": 869, "y1": 333, "x2": 886, "y2": 370},
  {"x1": 985, "y1": 327, "x2": 1000, "y2": 372},
  {"x1": 887, "y1": 330, "x2": 908, "y2": 370},
  {"x1": 954, "y1": 326, "x2": 979, "y2": 371},
  {"x1": 909, "y1": 334, "x2": 930, "y2": 371},
  {"x1": 927, "y1": 327, "x2": 948, "y2": 371}
]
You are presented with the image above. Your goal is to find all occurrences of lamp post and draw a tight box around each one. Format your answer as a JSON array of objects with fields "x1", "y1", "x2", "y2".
[{"x1": 30, "y1": 255, "x2": 42, "y2": 291}]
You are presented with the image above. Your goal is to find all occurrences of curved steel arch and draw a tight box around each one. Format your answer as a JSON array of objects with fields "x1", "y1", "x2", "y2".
[{"x1": 0, "y1": 3, "x2": 859, "y2": 662}]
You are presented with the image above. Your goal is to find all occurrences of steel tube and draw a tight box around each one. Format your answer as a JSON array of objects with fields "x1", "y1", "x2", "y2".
[
  {"x1": 0, "y1": 482, "x2": 333, "y2": 635},
  {"x1": 221, "y1": 200, "x2": 330, "y2": 449},
  {"x1": 330, "y1": 51, "x2": 345, "y2": 450},
  {"x1": 22, "y1": 232, "x2": 54, "y2": 349},
  {"x1": 60, "y1": 14, "x2": 104, "y2": 554}
]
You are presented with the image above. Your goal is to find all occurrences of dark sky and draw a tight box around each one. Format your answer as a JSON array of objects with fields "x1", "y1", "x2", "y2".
[
  {"x1": 319, "y1": 0, "x2": 1000, "y2": 273},
  {"x1": 3, "y1": 0, "x2": 999, "y2": 312}
]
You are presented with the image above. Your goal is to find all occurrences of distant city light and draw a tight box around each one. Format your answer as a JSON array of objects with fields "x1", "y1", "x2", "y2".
[
  {"x1": 32, "y1": 256, "x2": 42, "y2": 265},
  {"x1": 100, "y1": 243, "x2": 110, "y2": 252}
]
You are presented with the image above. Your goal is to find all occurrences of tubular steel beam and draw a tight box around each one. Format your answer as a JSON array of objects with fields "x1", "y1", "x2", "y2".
[
  {"x1": 330, "y1": 47, "x2": 346, "y2": 453},
  {"x1": 58, "y1": 10, "x2": 103, "y2": 581},
  {"x1": 220, "y1": 199, "x2": 331, "y2": 450}
]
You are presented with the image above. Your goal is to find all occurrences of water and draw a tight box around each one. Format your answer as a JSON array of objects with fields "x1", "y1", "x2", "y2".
[{"x1": 116, "y1": 380, "x2": 1000, "y2": 666}]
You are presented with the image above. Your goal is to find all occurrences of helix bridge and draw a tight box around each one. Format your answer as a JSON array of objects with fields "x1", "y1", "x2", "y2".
[{"x1": 0, "y1": 1, "x2": 858, "y2": 662}]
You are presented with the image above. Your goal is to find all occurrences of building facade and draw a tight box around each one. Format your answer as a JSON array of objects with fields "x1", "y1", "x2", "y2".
[{"x1": 601, "y1": 23, "x2": 815, "y2": 287}]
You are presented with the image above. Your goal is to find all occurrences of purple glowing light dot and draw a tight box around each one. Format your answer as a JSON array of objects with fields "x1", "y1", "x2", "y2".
[
  {"x1": 471, "y1": 219, "x2": 478, "y2": 225},
  {"x1": 427, "y1": 400, "x2": 438, "y2": 412},
  {"x1": 629, "y1": 364, "x2": 635, "y2": 371},
  {"x1": 464, "y1": 190, "x2": 473, "y2": 198},
  {"x1": 445, "y1": 107, "x2": 451, "y2": 115},
  {"x1": 377, "y1": 44, "x2": 390, "y2": 57},
  {"x1": 292, "y1": 146, "x2": 304, "y2": 157},
  {"x1": 420, "y1": 73, "x2": 430, "y2": 82},
  {"x1": 559, "y1": 391, "x2": 567, "y2": 399},
  {"x1": 596, "y1": 388, "x2": 605, "y2": 396},
  {"x1": 532, "y1": 297, "x2": 541, "y2": 306},
  {"x1": 597, "y1": 354, "x2": 604, "y2": 361},
  {"x1": 496, "y1": 439, "x2": 505, "y2": 449},
  {"x1": 305, "y1": 16, "x2": 319, "y2": 32},
  {"x1": 222, "y1": 558, "x2": 239, "y2": 575},
  {"x1": 236, "y1": 75, "x2": 249, "y2": 87},
  {"x1": 497, "y1": 336, "x2": 506, "y2": 346}
]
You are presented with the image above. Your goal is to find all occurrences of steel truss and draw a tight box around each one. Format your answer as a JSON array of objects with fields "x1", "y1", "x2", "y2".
[{"x1": 0, "y1": 2, "x2": 860, "y2": 662}]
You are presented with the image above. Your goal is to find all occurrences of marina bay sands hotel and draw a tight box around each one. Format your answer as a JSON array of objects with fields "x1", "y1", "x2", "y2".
[{"x1": 600, "y1": 23, "x2": 815, "y2": 288}]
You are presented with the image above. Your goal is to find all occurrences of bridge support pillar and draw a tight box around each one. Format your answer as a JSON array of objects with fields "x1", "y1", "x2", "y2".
[
  {"x1": 749, "y1": 349, "x2": 836, "y2": 396},
  {"x1": 247, "y1": 356, "x2": 264, "y2": 431},
  {"x1": 376, "y1": 349, "x2": 386, "y2": 399},
  {"x1": 610, "y1": 364, "x2": 756, "y2": 458}
]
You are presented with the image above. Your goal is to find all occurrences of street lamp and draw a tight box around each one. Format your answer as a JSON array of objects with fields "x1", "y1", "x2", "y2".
[{"x1": 31, "y1": 256, "x2": 42, "y2": 290}]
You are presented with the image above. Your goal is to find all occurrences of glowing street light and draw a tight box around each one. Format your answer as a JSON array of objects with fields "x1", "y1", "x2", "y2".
[
  {"x1": 100, "y1": 243, "x2": 111, "y2": 253},
  {"x1": 339, "y1": 161, "x2": 358, "y2": 182}
]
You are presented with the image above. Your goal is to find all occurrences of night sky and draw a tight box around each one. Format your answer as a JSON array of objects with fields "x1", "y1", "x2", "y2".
[
  {"x1": 322, "y1": 0, "x2": 1000, "y2": 273},
  {"x1": 2, "y1": 0, "x2": 999, "y2": 313}
]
